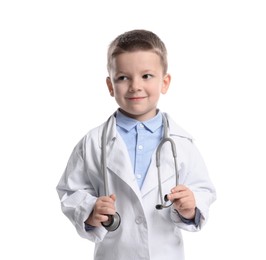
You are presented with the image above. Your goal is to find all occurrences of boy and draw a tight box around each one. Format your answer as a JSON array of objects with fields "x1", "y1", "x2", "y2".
[{"x1": 56, "y1": 29, "x2": 216, "y2": 260}]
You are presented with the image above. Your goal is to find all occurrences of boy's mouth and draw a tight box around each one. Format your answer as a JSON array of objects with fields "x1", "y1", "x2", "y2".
[{"x1": 127, "y1": 96, "x2": 146, "y2": 101}]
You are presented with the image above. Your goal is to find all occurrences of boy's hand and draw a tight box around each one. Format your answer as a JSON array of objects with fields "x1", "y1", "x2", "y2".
[
  {"x1": 167, "y1": 185, "x2": 196, "y2": 220},
  {"x1": 85, "y1": 194, "x2": 116, "y2": 227}
]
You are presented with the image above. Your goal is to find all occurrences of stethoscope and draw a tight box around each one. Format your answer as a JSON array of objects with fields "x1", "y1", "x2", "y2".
[{"x1": 101, "y1": 113, "x2": 179, "y2": 231}]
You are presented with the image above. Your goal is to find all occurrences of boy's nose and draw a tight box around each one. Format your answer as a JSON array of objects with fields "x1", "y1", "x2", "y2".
[{"x1": 129, "y1": 79, "x2": 141, "y2": 92}]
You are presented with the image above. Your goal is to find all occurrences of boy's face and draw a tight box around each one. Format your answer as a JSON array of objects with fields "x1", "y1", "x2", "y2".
[{"x1": 106, "y1": 51, "x2": 171, "y2": 122}]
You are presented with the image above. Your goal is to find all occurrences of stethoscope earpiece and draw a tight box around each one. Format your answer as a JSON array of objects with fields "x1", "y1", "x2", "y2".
[
  {"x1": 155, "y1": 204, "x2": 163, "y2": 210},
  {"x1": 101, "y1": 212, "x2": 121, "y2": 232},
  {"x1": 156, "y1": 195, "x2": 170, "y2": 210}
]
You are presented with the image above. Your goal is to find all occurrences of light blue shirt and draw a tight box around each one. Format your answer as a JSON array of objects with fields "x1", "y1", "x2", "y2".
[{"x1": 116, "y1": 110, "x2": 163, "y2": 188}]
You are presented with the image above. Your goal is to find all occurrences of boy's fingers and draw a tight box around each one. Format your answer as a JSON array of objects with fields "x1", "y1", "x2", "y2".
[
  {"x1": 110, "y1": 194, "x2": 116, "y2": 201},
  {"x1": 171, "y1": 184, "x2": 187, "y2": 193}
]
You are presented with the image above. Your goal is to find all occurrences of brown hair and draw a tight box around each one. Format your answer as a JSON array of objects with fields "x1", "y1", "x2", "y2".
[{"x1": 107, "y1": 29, "x2": 168, "y2": 74}]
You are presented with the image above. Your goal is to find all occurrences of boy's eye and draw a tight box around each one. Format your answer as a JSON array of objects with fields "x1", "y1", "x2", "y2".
[
  {"x1": 117, "y1": 76, "x2": 128, "y2": 81},
  {"x1": 142, "y1": 74, "x2": 153, "y2": 79}
]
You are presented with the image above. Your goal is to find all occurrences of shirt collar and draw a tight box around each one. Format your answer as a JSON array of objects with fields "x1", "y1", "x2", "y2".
[{"x1": 115, "y1": 109, "x2": 162, "y2": 133}]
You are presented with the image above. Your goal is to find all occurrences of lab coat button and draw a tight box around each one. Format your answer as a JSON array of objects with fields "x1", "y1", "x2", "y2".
[{"x1": 135, "y1": 216, "x2": 143, "y2": 224}]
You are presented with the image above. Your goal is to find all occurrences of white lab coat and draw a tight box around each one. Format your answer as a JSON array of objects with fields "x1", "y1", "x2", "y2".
[{"x1": 56, "y1": 112, "x2": 216, "y2": 260}]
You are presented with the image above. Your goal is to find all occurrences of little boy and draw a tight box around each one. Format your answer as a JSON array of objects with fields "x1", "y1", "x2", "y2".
[{"x1": 56, "y1": 29, "x2": 216, "y2": 260}]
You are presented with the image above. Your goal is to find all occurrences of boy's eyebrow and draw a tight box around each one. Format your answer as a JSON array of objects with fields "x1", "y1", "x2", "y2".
[
  {"x1": 113, "y1": 71, "x2": 155, "y2": 79},
  {"x1": 113, "y1": 70, "x2": 127, "y2": 76},
  {"x1": 141, "y1": 69, "x2": 155, "y2": 74}
]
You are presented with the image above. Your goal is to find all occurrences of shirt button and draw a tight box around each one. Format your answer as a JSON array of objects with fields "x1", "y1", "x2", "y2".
[
  {"x1": 139, "y1": 124, "x2": 144, "y2": 128},
  {"x1": 135, "y1": 216, "x2": 144, "y2": 224},
  {"x1": 136, "y1": 174, "x2": 142, "y2": 179},
  {"x1": 138, "y1": 145, "x2": 143, "y2": 150}
]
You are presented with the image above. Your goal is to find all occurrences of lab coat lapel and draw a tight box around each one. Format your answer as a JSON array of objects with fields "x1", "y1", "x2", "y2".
[{"x1": 103, "y1": 117, "x2": 141, "y2": 199}]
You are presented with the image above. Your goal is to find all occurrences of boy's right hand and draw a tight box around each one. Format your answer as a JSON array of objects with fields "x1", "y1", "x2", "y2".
[{"x1": 85, "y1": 194, "x2": 117, "y2": 227}]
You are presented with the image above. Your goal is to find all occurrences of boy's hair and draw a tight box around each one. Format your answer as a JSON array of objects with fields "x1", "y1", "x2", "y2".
[{"x1": 107, "y1": 29, "x2": 168, "y2": 74}]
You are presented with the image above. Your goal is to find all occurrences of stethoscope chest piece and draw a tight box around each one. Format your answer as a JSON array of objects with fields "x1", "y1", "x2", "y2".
[{"x1": 101, "y1": 212, "x2": 121, "y2": 231}]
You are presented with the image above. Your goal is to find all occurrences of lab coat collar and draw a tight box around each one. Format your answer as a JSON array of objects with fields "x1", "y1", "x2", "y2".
[
  {"x1": 164, "y1": 112, "x2": 194, "y2": 142},
  {"x1": 100, "y1": 111, "x2": 193, "y2": 145}
]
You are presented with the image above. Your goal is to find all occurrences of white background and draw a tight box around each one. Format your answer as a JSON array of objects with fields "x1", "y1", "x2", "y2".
[{"x1": 1, "y1": 0, "x2": 265, "y2": 259}]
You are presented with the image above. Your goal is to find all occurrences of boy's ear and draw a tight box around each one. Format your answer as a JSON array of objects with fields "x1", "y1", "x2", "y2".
[
  {"x1": 161, "y1": 73, "x2": 171, "y2": 94},
  {"x1": 106, "y1": 77, "x2": 114, "y2": 96}
]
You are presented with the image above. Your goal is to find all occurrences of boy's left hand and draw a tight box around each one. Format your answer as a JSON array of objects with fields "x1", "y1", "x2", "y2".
[{"x1": 167, "y1": 185, "x2": 196, "y2": 220}]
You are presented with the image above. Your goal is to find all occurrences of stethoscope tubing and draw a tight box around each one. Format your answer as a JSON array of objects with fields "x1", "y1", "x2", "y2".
[{"x1": 156, "y1": 136, "x2": 179, "y2": 209}]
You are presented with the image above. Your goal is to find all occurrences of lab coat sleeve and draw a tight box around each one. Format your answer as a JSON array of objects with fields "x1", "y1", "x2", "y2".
[
  {"x1": 170, "y1": 140, "x2": 216, "y2": 232},
  {"x1": 56, "y1": 137, "x2": 107, "y2": 242}
]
